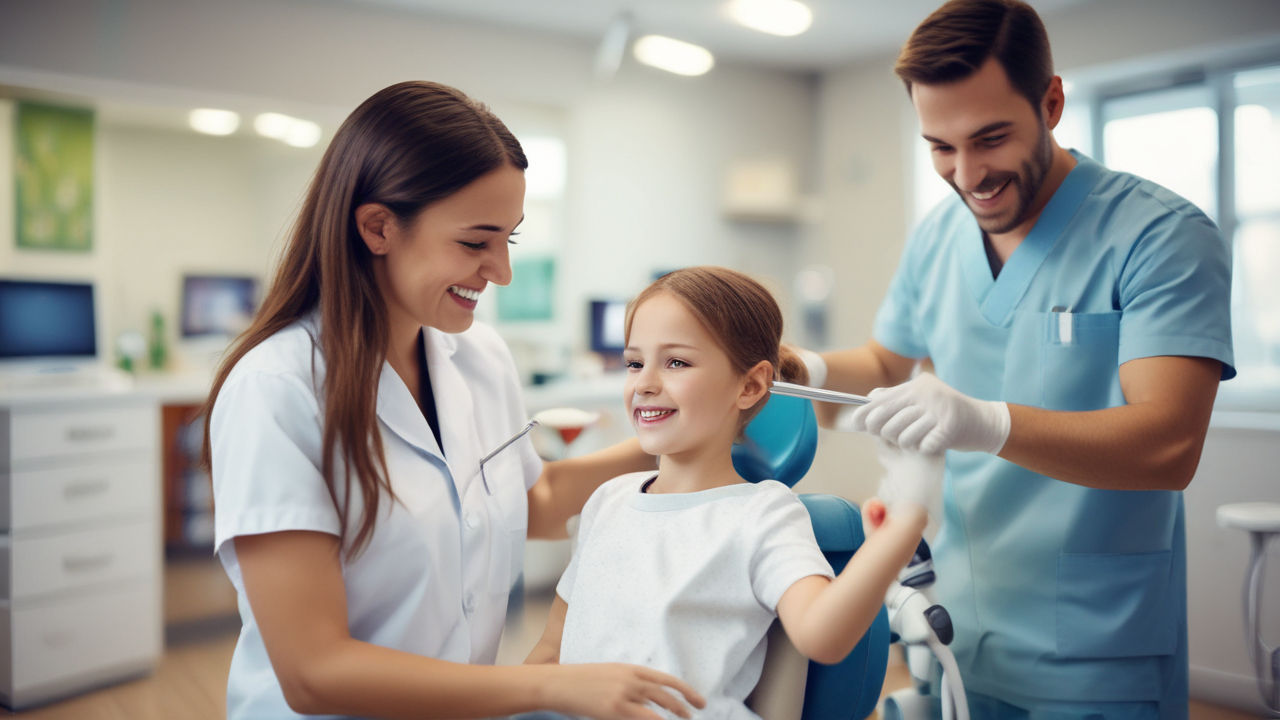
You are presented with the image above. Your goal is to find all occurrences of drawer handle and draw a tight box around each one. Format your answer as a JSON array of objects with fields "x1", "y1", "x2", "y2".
[
  {"x1": 63, "y1": 479, "x2": 110, "y2": 500},
  {"x1": 62, "y1": 553, "x2": 114, "y2": 573},
  {"x1": 65, "y1": 426, "x2": 115, "y2": 442}
]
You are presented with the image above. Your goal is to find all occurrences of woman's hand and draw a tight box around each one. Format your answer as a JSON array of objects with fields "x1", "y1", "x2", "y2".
[{"x1": 542, "y1": 663, "x2": 706, "y2": 720}]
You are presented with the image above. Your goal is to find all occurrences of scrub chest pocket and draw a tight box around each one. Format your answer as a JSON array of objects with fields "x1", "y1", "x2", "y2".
[
  {"x1": 479, "y1": 448, "x2": 528, "y2": 593},
  {"x1": 1002, "y1": 310, "x2": 1124, "y2": 412}
]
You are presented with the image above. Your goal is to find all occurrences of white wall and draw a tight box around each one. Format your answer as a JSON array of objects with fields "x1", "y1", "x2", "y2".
[
  {"x1": 0, "y1": 0, "x2": 814, "y2": 374},
  {"x1": 0, "y1": 97, "x2": 323, "y2": 369},
  {"x1": 789, "y1": 61, "x2": 914, "y2": 503}
]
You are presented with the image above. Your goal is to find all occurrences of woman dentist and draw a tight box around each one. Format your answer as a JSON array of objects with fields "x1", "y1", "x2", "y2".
[{"x1": 201, "y1": 81, "x2": 704, "y2": 720}]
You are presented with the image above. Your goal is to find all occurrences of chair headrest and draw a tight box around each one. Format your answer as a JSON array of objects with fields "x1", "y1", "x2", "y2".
[{"x1": 731, "y1": 392, "x2": 818, "y2": 488}]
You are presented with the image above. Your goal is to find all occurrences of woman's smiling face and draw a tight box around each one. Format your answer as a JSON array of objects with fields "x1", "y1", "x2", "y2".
[
  {"x1": 623, "y1": 292, "x2": 749, "y2": 460},
  {"x1": 374, "y1": 164, "x2": 525, "y2": 334}
]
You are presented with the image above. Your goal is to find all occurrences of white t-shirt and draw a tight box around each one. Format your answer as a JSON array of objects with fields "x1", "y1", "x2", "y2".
[
  {"x1": 212, "y1": 314, "x2": 542, "y2": 720},
  {"x1": 556, "y1": 473, "x2": 834, "y2": 720}
]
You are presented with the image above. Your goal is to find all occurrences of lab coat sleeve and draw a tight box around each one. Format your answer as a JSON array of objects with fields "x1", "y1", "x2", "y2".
[
  {"x1": 749, "y1": 487, "x2": 835, "y2": 612},
  {"x1": 1117, "y1": 206, "x2": 1236, "y2": 380},
  {"x1": 872, "y1": 217, "x2": 932, "y2": 360},
  {"x1": 210, "y1": 369, "x2": 341, "y2": 560}
]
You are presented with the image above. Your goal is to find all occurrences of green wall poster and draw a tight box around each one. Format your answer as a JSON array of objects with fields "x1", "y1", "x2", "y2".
[
  {"x1": 498, "y1": 257, "x2": 556, "y2": 322},
  {"x1": 14, "y1": 102, "x2": 95, "y2": 251}
]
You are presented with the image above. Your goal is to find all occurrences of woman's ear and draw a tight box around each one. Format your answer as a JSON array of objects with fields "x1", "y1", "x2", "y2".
[
  {"x1": 737, "y1": 360, "x2": 773, "y2": 410},
  {"x1": 354, "y1": 203, "x2": 396, "y2": 255}
]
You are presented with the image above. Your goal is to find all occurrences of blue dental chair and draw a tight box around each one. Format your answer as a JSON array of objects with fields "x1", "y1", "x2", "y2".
[{"x1": 733, "y1": 393, "x2": 891, "y2": 720}]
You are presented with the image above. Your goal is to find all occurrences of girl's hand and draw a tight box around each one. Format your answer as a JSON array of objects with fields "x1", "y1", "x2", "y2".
[
  {"x1": 545, "y1": 663, "x2": 706, "y2": 720},
  {"x1": 874, "y1": 438, "x2": 945, "y2": 510},
  {"x1": 862, "y1": 497, "x2": 887, "y2": 537}
]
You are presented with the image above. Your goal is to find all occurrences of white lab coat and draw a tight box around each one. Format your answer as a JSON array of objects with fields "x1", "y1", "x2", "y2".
[{"x1": 211, "y1": 313, "x2": 541, "y2": 720}]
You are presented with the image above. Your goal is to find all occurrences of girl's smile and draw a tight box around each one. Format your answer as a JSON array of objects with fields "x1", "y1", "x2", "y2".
[{"x1": 623, "y1": 292, "x2": 765, "y2": 476}]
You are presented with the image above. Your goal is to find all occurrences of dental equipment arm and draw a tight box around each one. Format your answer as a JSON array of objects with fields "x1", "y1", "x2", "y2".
[
  {"x1": 776, "y1": 500, "x2": 926, "y2": 666},
  {"x1": 527, "y1": 438, "x2": 658, "y2": 540}
]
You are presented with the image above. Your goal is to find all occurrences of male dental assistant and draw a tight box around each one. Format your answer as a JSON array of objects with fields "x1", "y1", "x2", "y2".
[{"x1": 805, "y1": 1, "x2": 1233, "y2": 718}]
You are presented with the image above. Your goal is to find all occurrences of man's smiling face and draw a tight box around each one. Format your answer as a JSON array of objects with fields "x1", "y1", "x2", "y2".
[{"x1": 914, "y1": 57, "x2": 1055, "y2": 238}]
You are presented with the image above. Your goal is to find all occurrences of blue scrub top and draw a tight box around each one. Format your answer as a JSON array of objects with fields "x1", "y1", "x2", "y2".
[{"x1": 873, "y1": 152, "x2": 1233, "y2": 711}]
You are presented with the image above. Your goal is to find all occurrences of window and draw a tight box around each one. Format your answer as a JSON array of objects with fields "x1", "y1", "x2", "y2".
[
  {"x1": 1101, "y1": 85, "x2": 1218, "y2": 221},
  {"x1": 1231, "y1": 66, "x2": 1280, "y2": 388}
]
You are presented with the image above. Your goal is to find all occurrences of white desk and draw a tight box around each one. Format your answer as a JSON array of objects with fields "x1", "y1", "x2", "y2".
[{"x1": 0, "y1": 381, "x2": 163, "y2": 710}]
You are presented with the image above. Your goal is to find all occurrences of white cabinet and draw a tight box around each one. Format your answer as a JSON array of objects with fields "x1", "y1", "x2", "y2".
[{"x1": 0, "y1": 392, "x2": 162, "y2": 710}]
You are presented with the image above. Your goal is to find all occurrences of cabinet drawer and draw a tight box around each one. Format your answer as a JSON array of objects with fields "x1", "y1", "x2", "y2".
[
  {"x1": 9, "y1": 459, "x2": 156, "y2": 531},
  {"x1": 7, "y1": 522, "x2": 158, "y2": 600},
  {"x1": 10, "y1": 582, "x2": 160, "y2": 693},
  {"x1": 9, "y1": 404, "x2": 157, "y2": 465}
]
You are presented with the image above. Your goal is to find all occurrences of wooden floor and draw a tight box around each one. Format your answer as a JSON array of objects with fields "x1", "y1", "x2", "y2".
[{"x1": 8, "y1": 571, "x2": 1265, "y2": 719}]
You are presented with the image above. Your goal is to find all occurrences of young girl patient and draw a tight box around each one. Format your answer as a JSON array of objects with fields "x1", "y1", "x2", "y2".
[{"x1": 525, "y1": 267, "x2": 930, "y2": 720}]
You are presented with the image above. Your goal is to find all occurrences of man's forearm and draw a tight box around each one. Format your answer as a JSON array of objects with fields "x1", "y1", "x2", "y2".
[
  {"x1": 1000, "y1": 402, "x2": 1209, "y2": 491},
  {"x1": 999, "y1": 356, "x2": 1221, "y2": 492}
]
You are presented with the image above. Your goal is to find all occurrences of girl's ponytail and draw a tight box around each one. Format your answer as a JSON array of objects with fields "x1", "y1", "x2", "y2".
[{"x1": 776, "y1": 344, "x2": 811, "y2": 386}]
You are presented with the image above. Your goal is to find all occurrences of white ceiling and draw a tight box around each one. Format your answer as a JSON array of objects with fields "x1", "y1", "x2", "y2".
[{"x1": 343, "y1": 0, "x2": 1098, "y2": 71}]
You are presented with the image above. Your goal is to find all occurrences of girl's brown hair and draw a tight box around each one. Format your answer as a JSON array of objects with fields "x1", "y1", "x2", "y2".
[
  {"x1": 200, "y1": 81, "x2": 527, "y2": 558},
  {"x1": 623, "y1": 266, "x2": 808, "y2": 431}
]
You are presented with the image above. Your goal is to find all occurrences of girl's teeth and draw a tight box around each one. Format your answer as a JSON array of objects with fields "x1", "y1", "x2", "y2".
[
  {"x1": 639, "y1": 409, "x2": 673, "y2": 419},
  {"x1": 450, "y1": 285, "x2": 480, "y2": 301}
]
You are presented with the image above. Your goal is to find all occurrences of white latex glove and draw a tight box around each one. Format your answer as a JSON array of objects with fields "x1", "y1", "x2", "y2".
[
  {"x1": 796, "y1": 347, "x2": 827, "y2": 389},
  {"x1": 849, "y1": 373, "x2": 1010, "y2": 456},
  {"x1": 875, "y1": 438, "x2": 945, "y2": 510}
]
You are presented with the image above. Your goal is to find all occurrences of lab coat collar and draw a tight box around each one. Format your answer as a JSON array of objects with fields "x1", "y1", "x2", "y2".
[
  {"x1": 423, "y1": 327, "x2": 483, "y2": 496},
  {"x1": 374, "y1": 327, "x2": 481, "y2": 498},
  {"x1": 375, "y1": 351, "x2": 446, "y2": 464},
  {"x1": 962, "y1": 149, "x2": 1105, "y2": 327}
]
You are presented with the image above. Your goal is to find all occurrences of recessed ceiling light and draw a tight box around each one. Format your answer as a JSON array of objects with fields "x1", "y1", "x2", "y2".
[
  {"x1": 727, "y1": 0, "x2": 813, "y2": 37},
  {"x1": 253, "y1": 112, "x2": 294, "y2": 140},
  {"x1": 254, "y1": 112, "x2": 322, "y2": 148},
  {"x1": 282, "y1": 119, "x2": 321, "y2": 148},
  {"x1": 633, "y1": 35, "x2": 715, "y2": 77},
  {"x1": 189, "y1": 108, "x2": 240, "y2": 136}
]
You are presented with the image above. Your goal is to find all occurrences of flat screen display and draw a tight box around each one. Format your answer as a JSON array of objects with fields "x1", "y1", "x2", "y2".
[
  {"x1": 589, "y1": 299, "x2": 628, "y2": 355},
  {"x1": 0, "y1": 279, "x2": 97, "y2": 359},
  {"x1": 182, "y1": 275, "x2": 259, "y2": 337}
]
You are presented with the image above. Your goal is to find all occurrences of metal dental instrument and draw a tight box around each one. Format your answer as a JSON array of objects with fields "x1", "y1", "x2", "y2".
[{"x1": 769, "y1": 381, "x2": 871, "y2": 406}]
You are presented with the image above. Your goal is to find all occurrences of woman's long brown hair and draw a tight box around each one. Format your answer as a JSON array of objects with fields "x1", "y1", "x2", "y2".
[{"x1": 200, "y1": 81, "x2": 527, "y2": 558}]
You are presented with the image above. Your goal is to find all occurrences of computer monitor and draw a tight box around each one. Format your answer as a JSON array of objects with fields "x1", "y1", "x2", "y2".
[
  {"x1": 0, "y1": 279, "x2": 96, "y2": 361},
  {"x1": 589, "y1": 299, "x2": 628, "y2": 355},
  {"x1": 181, "y1": 275, "x2": 259, "y2": 338}
]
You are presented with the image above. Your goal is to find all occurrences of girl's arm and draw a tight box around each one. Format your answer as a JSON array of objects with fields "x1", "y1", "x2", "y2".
[
  {"x1": 235, "y1": 530, "x2": 704, "y2": 720},
  {"x1": 525, "y1": 594, "x2": 569, "y2": 664},
  {"x1": 527, "y1": 437, "x2": 657, "y2": 539},
  {"x1": 774, "y1": 501, "x2": 926, "y2": 665}
]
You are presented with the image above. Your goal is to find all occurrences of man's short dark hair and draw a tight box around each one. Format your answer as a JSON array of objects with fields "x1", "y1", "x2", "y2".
[{"x1": 895, "y1": 0, "x2": 1054, "y2": 114}]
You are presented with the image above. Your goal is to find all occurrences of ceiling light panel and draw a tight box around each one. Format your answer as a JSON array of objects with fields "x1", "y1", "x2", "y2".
[
  {"x1": 189, "y1": 108, "x2": 240, "y2": 136},
  {"x1": 727, "y1": 0, "x2": 813, "y2": 37},
  {"x1": 254, "y1": 112, "x2": 322, "y2": 148},
  {"x1": 633, "y1": 35, "x2": 715, "y2": 77}
]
